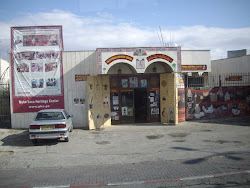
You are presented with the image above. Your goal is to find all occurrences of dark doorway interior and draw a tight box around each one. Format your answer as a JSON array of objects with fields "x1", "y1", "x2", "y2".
[{"x1": 134, "y1": 88, "x2": 148, "y2": 123}]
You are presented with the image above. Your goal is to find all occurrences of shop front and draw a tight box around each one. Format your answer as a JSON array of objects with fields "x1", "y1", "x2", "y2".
[
  {"x1": 87, "y1": 47, "x2": 180, "y2": 129},
  {"x1": 109, "y1": 74, "x2": 160, "y2": 124}
]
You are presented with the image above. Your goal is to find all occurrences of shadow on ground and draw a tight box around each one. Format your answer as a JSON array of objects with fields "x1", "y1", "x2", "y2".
[
  {"x1": 171, "y1": 146, "x2": 247, "y2": 165},
  {"x1": 1, "y1": 131, "x2": 64, "y2": 147},
  {"x1": 187, "y1": 116, "x2": 250, "y2": 126}
]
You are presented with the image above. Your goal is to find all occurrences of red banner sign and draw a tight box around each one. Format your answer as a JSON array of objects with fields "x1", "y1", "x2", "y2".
[
  {"x1": 12, "y1": 96, "x2": 64, "y2": 112},
  {"x1": 105, "y1": 54, "x2": 133, "y2": 64},
  {"x1": 181, "y1": 65, "x2": 207, "y2": 70},
  {"x1": 146, "y1": 54, "x2": 173, "y2": 63}
]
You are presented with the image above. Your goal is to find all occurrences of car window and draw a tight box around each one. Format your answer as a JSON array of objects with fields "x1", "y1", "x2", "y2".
[
  {"x1": 35, "y1": 112, "x2": 65, "y2": 120},
  {"x1": 63, "y1": 110, "x2": 71, "y2": 119}
]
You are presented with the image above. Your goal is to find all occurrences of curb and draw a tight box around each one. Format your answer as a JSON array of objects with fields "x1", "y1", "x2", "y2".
[
  {"x1": 10, "y1": 170, "x2": 249, "y2": 188},
  {"x1": 69, "y1": 170, "x2": 250, "y2": 187}
]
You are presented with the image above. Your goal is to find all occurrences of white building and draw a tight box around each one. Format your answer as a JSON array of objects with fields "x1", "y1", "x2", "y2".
[
  {"x1": 10, "y1": 47, "x2": 211, "y2": 129},
  {"x1": 211, "y1": 54, "x2": 250, "y2": 74},
  {"x1": 209, "y1": 50, "x2": 250, "y2": 89}
]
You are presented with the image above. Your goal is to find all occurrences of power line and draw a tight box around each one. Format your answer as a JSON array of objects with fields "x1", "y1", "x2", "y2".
[
  {"x1": 159, "y1": 26, "x2": 165, "y2": 47},
  {"x1": 157, "y1": 31, "x2": 163, "y2": 46}
]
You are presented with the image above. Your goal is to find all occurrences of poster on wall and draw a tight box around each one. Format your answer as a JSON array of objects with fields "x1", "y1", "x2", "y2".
[
  {"x1": 127, "y1": 107, "x2": 133, "y2": 116},
  {"x1": 111, "y1": 111, "x2": 119, "y2": 120},
  {"x1": 151, "y1": 108, "x2": 159, "y2": 115},
  {"x1": 74, "y1": 98, "x2": 79, "y2": 105},
  {"x1": 121, "y1": 79, "x2": 128, "y2": 88},
  {"x1": 11, "y1": 26, "x2": 64, "y2": 113},
  {"x1": 113, "y1": 96, "x2": 119, "y2": 105},
  {"x1": 80, "y1": 98, "x2": 85, "y2": 105},
  {"x1": 129, "y1": 77, "x2": 138, "y2": 87},
  {"x1": 122, "y1": 107, "x2": 128, "y2": 116}
]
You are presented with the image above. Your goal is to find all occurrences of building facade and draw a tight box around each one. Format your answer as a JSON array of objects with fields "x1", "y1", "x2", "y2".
[
  {"x1": 212, "y1": 54, "x2": 250, "y2": 74},
  {"x1": 10, "y1": 47, "x2": 211, "y2": 129}
]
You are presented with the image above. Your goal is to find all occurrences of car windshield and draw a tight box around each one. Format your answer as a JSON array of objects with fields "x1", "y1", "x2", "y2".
[{"x1": 35, "y1": 112, "x2": 65, "y2": 120}]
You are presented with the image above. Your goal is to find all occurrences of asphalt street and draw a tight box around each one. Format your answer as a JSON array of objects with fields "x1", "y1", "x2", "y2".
[{"x1": 0, "y1": 116, "x2": 250, "y2": 187}]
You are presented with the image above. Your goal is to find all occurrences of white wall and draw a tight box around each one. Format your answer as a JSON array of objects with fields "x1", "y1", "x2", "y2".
[
  {"x1": 63, "y1": 51, "x2": 97, "y2": 128},
  {"x1": 11, "y1": 50, "x2": 97, "y2": 129},
  {"x1": 181, "y1": 50, "x2": 211, "y2": 72},
  {"x1": 211, "y1": 55, "x2": 250, "y2": 73}
]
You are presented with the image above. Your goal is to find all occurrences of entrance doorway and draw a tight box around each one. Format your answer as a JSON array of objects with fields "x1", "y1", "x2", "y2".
[
  {"x1": 134, "y1": 88, "x2": 148, "y2": 123},
  {"x1": 109, "y1": 74, "x2": 161, "y2": 124}
]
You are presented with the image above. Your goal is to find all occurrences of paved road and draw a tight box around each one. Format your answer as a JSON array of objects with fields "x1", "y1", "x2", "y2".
[{"x1": 0, "y1": 116, "x2": 250, "y2": 187}]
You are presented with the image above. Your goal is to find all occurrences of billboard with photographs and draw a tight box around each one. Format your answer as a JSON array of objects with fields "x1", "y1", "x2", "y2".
[{"x1": 11, "y1": 26, "x2": 64, "y2": 113}]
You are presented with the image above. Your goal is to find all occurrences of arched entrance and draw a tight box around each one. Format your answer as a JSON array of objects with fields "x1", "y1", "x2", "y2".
[
  {"x1": 144, "y1": 61, "x2": 174, "y2": 74},
  {"x1": 86, "y1": 47, "x2": 181, "y2": 129},
  {"x1": 106, "y1": 63, "x2": 137, "y2": 75},
  {"x1": 105, "y1": 61, "x2": 177, "y2": 125}
]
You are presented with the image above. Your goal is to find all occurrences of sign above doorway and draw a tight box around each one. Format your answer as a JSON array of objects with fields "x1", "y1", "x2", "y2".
[{"x1": 97, "y1": 47, "x2": 181, "y2": 75}]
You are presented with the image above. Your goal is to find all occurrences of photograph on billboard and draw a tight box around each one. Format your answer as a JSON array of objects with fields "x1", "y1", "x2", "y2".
[{"x1": 11, "y1": 26, "x2": 64, "y2": 113}]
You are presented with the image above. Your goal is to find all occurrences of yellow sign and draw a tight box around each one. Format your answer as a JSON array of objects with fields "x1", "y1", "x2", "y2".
[
  {"x1": 181, "y1": 65, "x2": 207, "y2": 70},
  {"x1": 147, "y1": 54, "x2": 173, "y2": 63},
  {"x1": 105, "y1": 54, "x2": 134, "y2": 64}
]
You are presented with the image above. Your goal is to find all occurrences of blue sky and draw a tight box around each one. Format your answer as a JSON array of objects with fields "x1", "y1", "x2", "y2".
[
  {"x1": 1, "y1": 0, "x2": 250, "y2": 60},
  {"x1": 1, "y1": 0, "x2": 250, "y2": 28}
]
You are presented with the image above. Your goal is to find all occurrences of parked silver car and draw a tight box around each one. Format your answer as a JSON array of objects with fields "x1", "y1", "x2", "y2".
[{"x1": 29, "y1": 109, "x2": 73, "y2": 144}]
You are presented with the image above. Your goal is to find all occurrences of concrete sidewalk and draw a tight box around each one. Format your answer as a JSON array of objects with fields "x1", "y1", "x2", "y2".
[
  {"x1": 0, "y1": 116, "x2": 250, "y2": 169},
  {"x1": 0, "y1": 153, "x2": 249, "y2": 187},
  {"x1": 0, "y1": 116, "x2": 249, "y2": 187}
]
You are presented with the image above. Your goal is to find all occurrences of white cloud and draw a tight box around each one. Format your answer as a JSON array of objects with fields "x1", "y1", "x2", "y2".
[{"x1": 0, "y1": 10, "x2": 250, "y2": 61}]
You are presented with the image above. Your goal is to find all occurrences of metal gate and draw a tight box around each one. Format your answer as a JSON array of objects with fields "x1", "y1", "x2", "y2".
[{"x1": 0, "y1": 83, "x2": 11, "y2": 128}]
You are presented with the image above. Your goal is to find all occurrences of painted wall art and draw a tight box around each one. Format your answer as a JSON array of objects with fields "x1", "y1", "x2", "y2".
[{"x1": 186, "y1": 87, "x2": 250, "y2": 120}]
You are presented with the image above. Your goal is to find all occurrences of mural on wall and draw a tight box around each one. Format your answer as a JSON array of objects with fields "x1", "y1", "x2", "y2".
[
  {"x1": 186, "y1": 87, "x2": 250, "y2": 120},
  {"x1": 178, "y1": 89, "x2": 186, "y2": 122}
]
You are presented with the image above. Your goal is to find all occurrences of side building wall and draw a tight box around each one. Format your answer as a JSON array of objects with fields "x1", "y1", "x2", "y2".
[
  {"x1": 211, "y1": 55, "x2": 250, "y2": 73},
  {"x1": 10, "y1": 50, "x2": 97, "y2": 129},
  {"x1": 181, "y1": 50, "x2": 211, "y2": 73}
]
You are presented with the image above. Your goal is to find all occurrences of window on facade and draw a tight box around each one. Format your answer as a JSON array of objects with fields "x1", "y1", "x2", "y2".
[
  {"x1": 188, "y1": 77, "x2": 204, "y2": 87},
  {"x1": 121, "y1": 92, "x2": 133, "y2": 107}
]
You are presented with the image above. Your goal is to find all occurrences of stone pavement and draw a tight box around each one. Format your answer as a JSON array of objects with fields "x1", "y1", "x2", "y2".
[
  {"x1": 0, "y1": 116, "x2": 249, "y2": 187},
  {"x1": 0, "y1": 153, "x2": 249, "y2": 187}
]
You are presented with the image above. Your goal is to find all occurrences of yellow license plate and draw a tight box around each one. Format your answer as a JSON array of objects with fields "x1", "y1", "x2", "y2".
[{"x1": 41, "y1": 126, "x2": 54, "y2": 130}]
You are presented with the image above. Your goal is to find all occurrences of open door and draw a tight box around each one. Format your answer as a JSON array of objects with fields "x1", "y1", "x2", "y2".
[
  {"x1": 134, "y1": 88, "x2": 147, "y2": 123},
  {"x1": 87, "y1": 75, "x2": 111, "y2": 130},
  {"x1": 160, "y1": 73, "x2": 178, "y2": 124}
]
